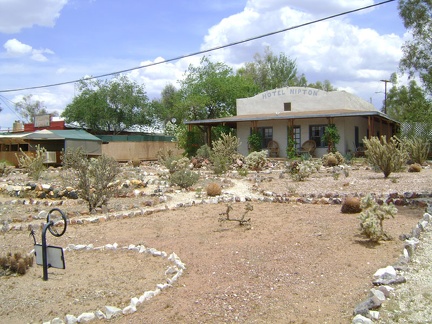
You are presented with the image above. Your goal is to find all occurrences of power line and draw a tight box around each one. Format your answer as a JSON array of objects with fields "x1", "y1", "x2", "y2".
[{"x1": 0, "y1": 0, "x2": 395, "y2": 93}]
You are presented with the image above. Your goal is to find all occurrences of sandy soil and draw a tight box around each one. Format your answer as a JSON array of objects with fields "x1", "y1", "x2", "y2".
[{"x1": 0, "y1": 161, "x2": 429, "y2": 323}]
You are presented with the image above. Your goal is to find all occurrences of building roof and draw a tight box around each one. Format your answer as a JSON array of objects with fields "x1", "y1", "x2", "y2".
[
  {"x1": 0, "y1": 129, "x2": 102, "y2": 143},
  {"x1": 185, "y1": 109, "x2": 399, "y2": 127}
]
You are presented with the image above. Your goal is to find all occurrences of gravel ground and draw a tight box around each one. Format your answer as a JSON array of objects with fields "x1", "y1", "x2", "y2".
[{"x1": 377, "y1": 226, "x2": 432, "y2": 323}]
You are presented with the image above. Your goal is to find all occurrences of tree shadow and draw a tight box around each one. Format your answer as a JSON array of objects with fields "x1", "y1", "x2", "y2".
[{"x1": 353, "y1": 234, "x2": 381, "y2": 249}]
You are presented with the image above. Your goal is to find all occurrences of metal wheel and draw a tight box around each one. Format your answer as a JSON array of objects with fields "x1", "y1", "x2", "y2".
[{"x1": 47, "y1": 208, "x2": 67, "y2": 237}]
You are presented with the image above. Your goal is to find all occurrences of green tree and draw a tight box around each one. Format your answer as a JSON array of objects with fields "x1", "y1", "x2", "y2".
[
  {"x1": 15, "y1": 94, "x2": 53, "y2": 123},
  {"x1": 398, "y1": 0, "x2": 432, "y2": 94},
  {"x1": 179, "y1": 56, "x2": 257, "y2": 120},
  {"x1": 237, "y1": 47, "x2": 299, "y2": 91},
  {"x1": 386, "y1": 78, "x2": 432, "y2": 123},
  {"x1": 237, "y1": 47, "x2": 337, "y2": 92},
  {"x1": 150, "y1": 83, "x2": 186, "y2": 129},
  {"x1": 62, "y1": 75, "x2": 150, "y2": 134}
]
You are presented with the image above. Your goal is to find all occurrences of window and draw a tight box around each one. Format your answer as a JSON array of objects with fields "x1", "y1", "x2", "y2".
[
  {"x1": 309, "y1": 125, "x2": 327, "y2": 148},
  {"x1": 287, "y1": 126, "x2": 301, "y2": 151},
  {"x1": 284, "y1": 102, "x2": 291, "y2": 111},
  {"x1": 250, "y1": 127, "x2": 273, "y2": 149}
]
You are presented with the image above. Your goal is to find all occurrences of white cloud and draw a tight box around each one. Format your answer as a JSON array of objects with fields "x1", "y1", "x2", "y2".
[
  {"x1": 0, "y1": 0, "x2": 68, "y2": 34},
  {"x1": 200, "y1": 0, "x2": 404, "y2": 107},
  {"x1": 3, "y1": 38, "x2": 54, "y2": 61},
  {"x1": 4, "y1": 38, "x2": 32, "y2": 56}
]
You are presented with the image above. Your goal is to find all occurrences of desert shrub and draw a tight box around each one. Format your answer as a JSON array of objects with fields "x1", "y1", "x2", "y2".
[
  {"x1": 196, "y1": 144, "x2": 212, "y2": 159},
  {"x1": 61, "y1": 146, "x2": 87, "y2": 170},
  {"x1": 408, "y1": 163, "x2": 422, "y2": 172},
  {"x1": 206, "y1": 182, "x2": 222, "y2": 196},
  {"x1": 363, "y1": 136, "x2": 408, "y2": 178},
  {"x1": 210, "y1": 133, "x2": 241, "y2": 174},
  {"x1": 287, "y1": 159, "x2": 319, "y2": 181},
  {"x1": 358, "y1": 194, "x2": 397, "y2": 242},
  {"x1": 170, "y1": 169, "x2": 199, "y2": 188},
  {"x1": 402, "y1": 136, "x2": 429, "y2": 165},
  {"x1": 245, "y1": 150, "x2": 267, "y2": 171},
  {"x1": 247, "y1": 131, "x2": 262, "y2": 153},
  {"x1": 341, "y1": 196, "x2": 361, "y2": 214},
  {"x1": 16, "y1": 144, "x2": 46, "y2": 180},
  {"x1": 0, "y1": 251, "x2": 33, "y2": 276},
  {"x1": 64, "y1": 153, "x2": 120, "y2": 212},
  {"x1": 158, "y1": 150, "x2": 190, "y2": 173},
  {"x1": 322, "y1": 152, "x2": 345, "y2": 167},
  {"x1": 131, "y1": 158, "x2": 141, "y2": 168},
  {"x1": 0, "y1": 161, "x2": 13, "y2": 176}
]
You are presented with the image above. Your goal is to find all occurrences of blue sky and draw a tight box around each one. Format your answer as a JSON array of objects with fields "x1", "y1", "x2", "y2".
[{"x1": 0, "y1": 0, "x2": 407, "y2": 130}]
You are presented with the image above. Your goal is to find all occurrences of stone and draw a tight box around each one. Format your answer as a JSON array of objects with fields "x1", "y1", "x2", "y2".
[
  {"x1": 94, "y1": 310, "x2": 106, "y2": 319},
  {"x1": 369, "y1": 288, "x2": 386, "y2": 303},
  {"x1": 122, "y1": 305, "x2": 136, "y2": 315},
  {"x1": 353, "y1": 297, "x2": 381, "y2": 316},
  {"x1": 352, "y1": 314, "x2": 372, "y2": 324},
  {"x1": 64, "y1": 314, "x2": 78, "y2": 324},
  {"x1": 51, "y1": 318, "x2": 64, "y2": 324},
  {"x1": 77, "y1": 312, "x2": 95, "y2": 323},
  {"x1": 105, "y1": 306, "x2": 122, "y2": 319},
  {"x1": 373, "y1": 266, "x2": 396, "y2": 279}
]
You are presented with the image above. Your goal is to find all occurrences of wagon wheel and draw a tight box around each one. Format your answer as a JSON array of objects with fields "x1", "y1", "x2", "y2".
[{"x1": 47, "y1": 208, "x2": 68, "y2": 237}]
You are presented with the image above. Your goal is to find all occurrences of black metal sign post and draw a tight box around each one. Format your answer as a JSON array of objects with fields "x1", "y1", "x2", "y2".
[{"x1": 31, "y1": 208, "x2": 68, "y2": 281}]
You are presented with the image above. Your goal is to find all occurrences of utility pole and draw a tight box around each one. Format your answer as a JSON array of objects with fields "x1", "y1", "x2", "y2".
[{"x1": 380, "y1": 79, "x2": 390, "y2": 114}]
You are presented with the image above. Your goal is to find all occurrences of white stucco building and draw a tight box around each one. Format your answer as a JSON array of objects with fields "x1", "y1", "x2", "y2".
[{"x1": 186, "y1": 87, "x2": 399, "y2": 158}]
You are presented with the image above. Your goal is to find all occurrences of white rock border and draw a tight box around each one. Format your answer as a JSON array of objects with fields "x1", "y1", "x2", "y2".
[{"x1": 33, "y1": 243, "x2": 185, "y2": 324}]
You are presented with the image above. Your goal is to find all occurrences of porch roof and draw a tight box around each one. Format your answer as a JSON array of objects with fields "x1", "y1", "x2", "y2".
[{"x1": 184, "y1": 109, "x2": 399, "y2": 128}]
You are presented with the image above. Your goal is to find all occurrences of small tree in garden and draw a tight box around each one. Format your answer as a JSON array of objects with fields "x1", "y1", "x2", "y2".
[
  {"x1": 210, "y1": 133, "x2": 241, "y2": 174},
  {"x1": 247, "y1": 131, "x2": 262, "y2": 153},
  {"x1": 358, "y1": 194, "x2": 397, "y2": 242},
  {"x1": 363, "y1": 135, "x2": 408, "y2": 178},
  {"x1": 401, "y1": 136, "x2": 429, "y2": 165},
  {"x1": 322, "y1": 124, "x2": 340, "y2": 153},
  {"x1": 62, "y1": 149, "x2": 120, "y2": 212},
  {"x1": 16, "y1": 144, "x2": 46, "y2": 180}
]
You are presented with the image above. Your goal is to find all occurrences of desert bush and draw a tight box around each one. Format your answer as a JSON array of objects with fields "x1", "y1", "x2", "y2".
[
  {"x1": 16, "y1": 144, "x2": 46, "y2": 180},
  {"x1": 341, "y1": 196, "x2": 361, "y2": 214},
  {"x1": 196, "y1": 144, "x2": 212, "y2": 159},
  {"x1": 0, "y1": 161, "x2": 13, "y2": 176},
  {"x1": 363, "y1": 136, "x2": 408, "y2": 178},
  {"x1": 158, "y1": 150, "x2": 190, "y2": 174},
  {"x1": 210, "y1": 133, "x2": 241, "y2": 174},
  {"x1": 0, "y1": 251, "x2": 33, "y2": 276},
  {"x1": 170, "y1": 169, "x2": 199, "y2": 188},
  {"x1": 131, "y1": 158, "x2": 141, "y2": 168},
  {"x1": 245, "y1": 150, "x2": 267, "y2": 171},
  {"x1": 61, "y1": 146, "x2": 87, "y2": 169},
  {"x1": 358, "y1": 194, "x2": 397, "y2": 242},
  {"x1": 402, "y1": 136, "x2": 429, "y2": 165},
  {"x1": 322, "y1": 152, "x2": 345, "y2": 167},
  {"x1": 65, "y1": 154, "x2": 120, "y2": 212},
  {"x1": 287, "y1": 159, "x2": 319, "y2": 181},
  {"x1": 408, "y1": 163, "x2": 422, "y2": 172},
  {"x1": 206, "y1": 182, "x2": 222, "y2": 196}
]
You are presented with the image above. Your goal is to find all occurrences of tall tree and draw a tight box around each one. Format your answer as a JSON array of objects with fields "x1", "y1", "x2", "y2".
[
  {"x1": 386, "y1": 77, "x2": 432, "y2": 123},
  {"x1": 15, "y1": 94, "x2": 51, "y2": 123},
  {"x1": 398, "y1": 0, "x2": 432, "y2": 93},
  {"x1": 62, "y1": 75, "x2": 151, "y2": 134},
  {"x1": 237, "y1": 47, "x2": 299, "y2": 91},
  {"x1": 179, "y1": 56, "x2": 257, "y2": 120}
]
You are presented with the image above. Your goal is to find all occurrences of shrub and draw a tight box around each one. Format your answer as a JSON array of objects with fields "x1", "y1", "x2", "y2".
[
  {"x1": 0, "y1": 161, "x2": 13, "y2": 176},
  {"x1": 408, "y1": 163, "x2": 422, "y2": 172},
  {"x1": 131, "y1": 158, "x2": 141, "y2": 168},
  {"x1": 341, "y1": 196, "x2": 361, "y2": 214},
  {"x1": 363, "y1": 136, "x2": 408, "y2": 178},
  {"x1": 206, "y1": 182, "x2": 222, "y2": 196},
  {"x1": 196, "y1": 144, "x2": 212, "y2": 159},
  {"x1": 358, "y1": 194, "x2": 397, "y2": 242},
  {"x1": 245, "y1": 150, "x2": 267, "y2": 171},
  {"x1": 212, "y1": 133, "x2": 241, "y2": 161},
  {"x1": 402, "y1": 136, "x2": 429, "y2": 165},
  {"x1": 322, "y1": 124, "x2": 340, "y2": 153},
  {"x1": 247, "y1": 131, "x2": 262, "y2": 153},
  {"x1": 16, "y1": 144, "x2": 46, "y2": 180},
  {"x1": 287, "y1": 160, "x2": 318, "y2": 181},
  {"x1": 65, "y1": 153, "x2": 120, "y2": 212},
  {"x1": 322, "y1": 152, "x2": 345, "y2": 167},
  {"x1": 0, "y1": 251, "x2": 33, "y2": 276},
  {"x1": 170, "y1": 169, "x2": 199, "y2": 188}
]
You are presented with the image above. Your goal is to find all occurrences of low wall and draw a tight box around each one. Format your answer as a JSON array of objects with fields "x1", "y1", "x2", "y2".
[{"x1": 101, "y1": 141, "x2": 183, "y2": 162}]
